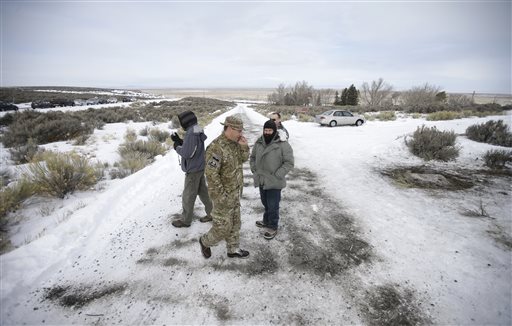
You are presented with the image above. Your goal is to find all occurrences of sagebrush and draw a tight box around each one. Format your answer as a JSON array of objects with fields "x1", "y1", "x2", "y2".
[
  {"x1": 466, "y1": 120, "x2": 512, "y2": 147},
  {"x1": 483, "y1": 149, "x2": 512, "y2": 169},
  {"x1": 1, "y1": 97, "x2": 235, "y2": 147},
  {"x1": 406, "y1": 125, "x2": 459, "y2": 161},
  {"x1": 27, "y1": 151, "x2": 101, "y2": 198},
  {"x1": 9, "y1": 138, "x2": 41, "y2": 164},
  {"x1": 0, "y1": 178, "x2": 36, "y2": 220}
]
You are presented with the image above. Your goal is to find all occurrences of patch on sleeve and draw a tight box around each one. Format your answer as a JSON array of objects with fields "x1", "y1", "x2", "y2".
[{"x1": 208, "y1": 153, "x2": 221, "y2": 168}]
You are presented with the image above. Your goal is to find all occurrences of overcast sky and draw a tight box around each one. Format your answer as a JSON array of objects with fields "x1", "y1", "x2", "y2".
[{"x1": 1, "y1": 0, "x2": 511, "y2": 93}]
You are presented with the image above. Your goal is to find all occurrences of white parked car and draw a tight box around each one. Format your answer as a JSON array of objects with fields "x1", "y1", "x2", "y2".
[{"x1": 315, "y1": 110, "x2": 365, "y2": 127}]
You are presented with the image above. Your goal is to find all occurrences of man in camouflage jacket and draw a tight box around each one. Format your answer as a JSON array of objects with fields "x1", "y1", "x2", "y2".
[{"x1": 199, "y1": 114, "x2": 250, "y2": 259}]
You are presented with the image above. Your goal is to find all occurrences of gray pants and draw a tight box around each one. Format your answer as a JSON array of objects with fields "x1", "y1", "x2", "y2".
[{"x1": 182, "y1": 170, "x2": 213, "y2": 224}]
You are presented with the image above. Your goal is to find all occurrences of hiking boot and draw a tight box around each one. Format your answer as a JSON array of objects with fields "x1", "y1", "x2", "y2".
[
  {"x1": 255, "y1": 220, "x2": 266, "y2": 228},
  {"x1": 172, "y1": 220, "x2": 191, "y2": 228},
  {"x1": 199, "y1": 237, "x2": 211, "y2": 259},
  {"x1": 227, "y1": 249, "x2": 250, "y2": 259},
  {"x1": 263, "y1": 229, "x2": 277, "y2": 240},
  {"x1": 199, "y1": 215, "x2": 213, "y2": 223}
]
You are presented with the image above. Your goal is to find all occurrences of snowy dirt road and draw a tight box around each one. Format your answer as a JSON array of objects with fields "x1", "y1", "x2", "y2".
[
  {"x1": 3, "y1": 104, "x2": 510, "y2": 325},
  {"x1": 1, "y1": 106, "x2": 434, "y2": 325}
]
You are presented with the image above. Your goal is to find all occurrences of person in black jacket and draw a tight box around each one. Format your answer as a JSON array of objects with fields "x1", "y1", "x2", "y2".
[{"x1": 171, "y1": 111, "x2": 213, "y2": 227}]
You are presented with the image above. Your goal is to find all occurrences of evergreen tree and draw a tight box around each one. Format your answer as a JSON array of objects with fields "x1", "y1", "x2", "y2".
[
  {"x1": 347, "y1": 84, "x2": 359, "y2": 105},
  {"x1": 340, "y1": 88, "x2": 348, "y2": 106}
]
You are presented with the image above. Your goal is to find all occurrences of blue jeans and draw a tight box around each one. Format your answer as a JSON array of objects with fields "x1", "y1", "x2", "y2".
[{"x1": 259, "y1": 187, "x2": 281, "y2": 230}]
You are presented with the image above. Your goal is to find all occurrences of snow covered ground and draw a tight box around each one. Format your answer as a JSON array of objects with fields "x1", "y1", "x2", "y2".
[{"x1": 1, "y1": 103, "x2": 511, "y2": 325}]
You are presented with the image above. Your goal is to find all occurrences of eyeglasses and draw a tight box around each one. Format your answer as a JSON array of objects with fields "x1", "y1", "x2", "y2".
[{"x1": 271, "y1": 119, "x2": 276, "y2": 121}]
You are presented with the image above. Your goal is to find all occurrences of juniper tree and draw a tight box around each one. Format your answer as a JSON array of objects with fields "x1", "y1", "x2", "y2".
[{"x1": 347, "y1": 84, "x2": 359, "y2": 105}]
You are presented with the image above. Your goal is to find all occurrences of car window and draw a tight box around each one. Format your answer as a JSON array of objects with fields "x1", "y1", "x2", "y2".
[
  {"x1": 342, "y1": 111, "x2": 353, "y2": 117},
  {"x1": 322, "y1": 110, "x2": 333, "y2": 116},
  {"x1": 334, "y1": 111, "x2": 343, "y2": 117}
]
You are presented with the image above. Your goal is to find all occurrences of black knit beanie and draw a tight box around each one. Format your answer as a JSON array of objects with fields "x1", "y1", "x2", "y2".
[
  {"x1": 178, "y1": 111, "x2": 197, "y2": 130},
  {"x1": 263, "y1": 119, "x2": 277, "y2": 144},
  {"x1": 263, "y1": 119, "x2": 277, "y2": 133}
]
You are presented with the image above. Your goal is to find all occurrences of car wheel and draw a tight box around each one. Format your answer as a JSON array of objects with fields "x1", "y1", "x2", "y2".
[
  {"x1": 355, "y1": 119, "x2": 363, "y2": 126},
  {"x1": 329, "y1": 120, "x2": 337, "y2": 127}
]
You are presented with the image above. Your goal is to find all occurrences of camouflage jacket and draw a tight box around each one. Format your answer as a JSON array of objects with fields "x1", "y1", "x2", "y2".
[{"x1": 205, "y1": 133, "x2": 249, "y2": 205}]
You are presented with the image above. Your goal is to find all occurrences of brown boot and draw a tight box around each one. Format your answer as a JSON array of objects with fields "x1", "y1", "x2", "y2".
[
  {"x1": 199, "y1": 237, "x2": 211, "y2": 259},
  {"x1": 199, "y1": 215, "x2": 213, "y2": 223},
  {"x1": 172, "y1": 220, "x2": 191, "y2": 228}
]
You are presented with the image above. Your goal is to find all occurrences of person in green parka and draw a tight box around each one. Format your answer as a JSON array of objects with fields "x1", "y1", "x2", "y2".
[{"x1": 250, "y1": 119, "x2": 294, "y2": 240}]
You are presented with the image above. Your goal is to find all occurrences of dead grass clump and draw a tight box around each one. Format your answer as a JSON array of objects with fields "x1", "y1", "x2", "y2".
[
  {"x1": 44, "y1": 283, "x2": 127, "y2": 308},
  {"x1": 0, "y1": 178, "x2": 36, "y2": 220},
  {"x1": 360, "y1": 284, "x2": 430, "y2": 326},
  {"x1": 381, "y1": 166, "x2": 474, "y2": 190}
]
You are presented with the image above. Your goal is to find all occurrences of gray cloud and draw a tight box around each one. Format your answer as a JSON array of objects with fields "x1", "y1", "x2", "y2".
[{"x1": 1, "y1": 1, "x2": 510, "y2": 93}]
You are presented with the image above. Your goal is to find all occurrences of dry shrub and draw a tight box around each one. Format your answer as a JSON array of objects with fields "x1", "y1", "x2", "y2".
[
  {"x1": 2, "y1": 111, "x2": 93, "y2": 147},
  {"x1": 9, "y1": 138, "x2": 41, "y2": 164},
  {"x1": 484, "y1": 149, "x2": 512, "y2": 169},
  {"x1": 116, "y1": 129, "x2": 167, "y2": 177},
  {"x1": 119, "y1": 139, "x2": 166, "y2": 159},
  {"x1": 148, "y1": 128, "x2": 170, "y2": 143},
  {"x1": 27, "y1": 151, "x2": 100, "y2": 198},
  {"x1": 139, "y1": 126, "x2": 150, "y2": 136},
  {"x1": 117, "y1": 151, "x2": 151, "y2": 176},
  {"x1": 0, "y1": 178, "x2": 36, "y2": 219},
  {"x1": 374, "y1": 111, "x2": 396, "y2": 121},
  {"x1": 297, "y1": 113, "x2": 313, "y2": 122},
  {"x1": 466, "y1": 120, "x2": 512, "y2": 147},
  {"x1": 406, "y1": 125, "x2": 459, "y2": 161},
  {"x1": 427, "y1": 111, "x2": 462, "y2": 121},
  {"x1": 124, "y1": 128, "x2": 137, "y2": 142}
]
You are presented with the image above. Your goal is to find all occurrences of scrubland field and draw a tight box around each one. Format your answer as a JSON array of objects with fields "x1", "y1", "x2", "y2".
[
  {"x1": 143, "y1": 88, "x2": 512, "y2": 105},
  {"x1": 0, "y1": 87, "x2": 511, "y2": 325}
]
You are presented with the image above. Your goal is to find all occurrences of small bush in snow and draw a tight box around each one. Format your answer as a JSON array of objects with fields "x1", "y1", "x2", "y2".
[
  {"x1": 9, "y1": 138, "x2": 41, "y2": 164},
  {"x1": 148, "y1": 128, "x2": 171, "y2": 143},
  {"x1": 297, "y1": 113, "x2": 313, "y2": 122},
  {"x1": 119, "y1": 139, "x2": 166, "y2": 160},
  {"x1": 0, "y1": 178, "x2": 36, "y2": 219},
  {"x1": 427, "y1": 111, "x2": 462, "y2": 121},
  {"x1": 466, "y1": 120, "x2": 512, "y2": 147},
  {"x1": 483, "y1": 149, "x2": 512, "y2": 169},
  {"x1": 374, "y1": 111, "x2": 396, "y2": 121},
  {"x1": 406, "y1": 125, "x2": 459, "y2": 161},
  {"x1": 124, "y1": 129, "x2": 138, "y2": 143},
  {"x1": 117, "y1": 151, "x2": 152, "y2": 175},
  {"x1": 27, "y1": 151, "x2": 100, "y2": 199},
  {"x1": 72, "y1": 134, "x2": 90, "y2": 146},
  {"x1": 139, "y1": 126, "x2": 150, "y2": 137}
]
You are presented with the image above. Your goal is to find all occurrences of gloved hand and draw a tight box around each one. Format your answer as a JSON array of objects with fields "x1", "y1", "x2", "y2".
[
  {"x1": 170, "y1": 132, "x2": 182, "y2": 143},
  {"x1": 171, "y1": 132, "x2": 183, "y2": 150}
]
